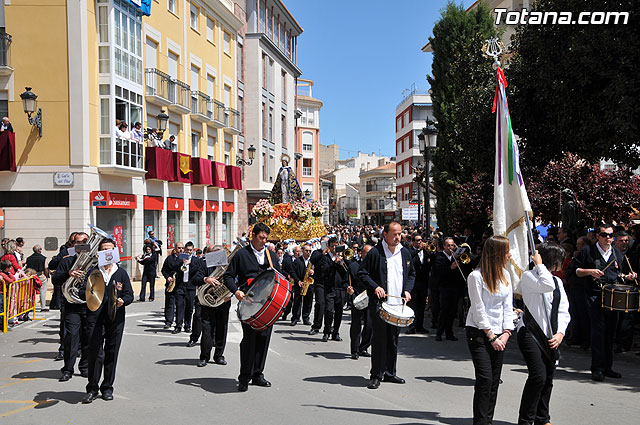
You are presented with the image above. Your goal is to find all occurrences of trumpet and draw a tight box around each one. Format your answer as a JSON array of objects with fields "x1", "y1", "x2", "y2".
[
  {"x1": 343, "y1": 248, "x2": 355, "y2": 261},
  {"x1": 424, "y1": 240, "x2": 437, "y2": 253}
]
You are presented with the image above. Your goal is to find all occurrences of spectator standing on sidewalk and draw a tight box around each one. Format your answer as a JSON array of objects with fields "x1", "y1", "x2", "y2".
[{"x1": 26, "y1": 245, "x2": 49, "y2": 311}]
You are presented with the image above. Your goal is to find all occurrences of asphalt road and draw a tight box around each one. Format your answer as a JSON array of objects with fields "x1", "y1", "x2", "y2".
[{"x1": 1, "y1": 296, "x2": 639, "y2": 425}]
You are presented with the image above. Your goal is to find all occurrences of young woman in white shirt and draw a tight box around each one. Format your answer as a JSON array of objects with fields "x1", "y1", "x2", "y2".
[
  {"x1": 466, "y1": 235, "x2": 515, "y2": 425},
  {"x1": 517, "y1": 242, "x2": 570, "y2": 425}
]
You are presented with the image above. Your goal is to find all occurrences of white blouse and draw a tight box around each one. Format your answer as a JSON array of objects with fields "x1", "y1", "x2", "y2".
[
  {"x1": 466, "y1": 269, "x2": 515, "y2": 334},
  {"x1": 518, "y1": 265, "x2": 571, "y2": 338}
]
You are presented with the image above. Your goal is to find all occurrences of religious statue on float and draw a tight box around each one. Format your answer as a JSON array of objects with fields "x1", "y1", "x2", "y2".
[{"x1": 270, "y1": 153, "x2": 303, "y2": 204}]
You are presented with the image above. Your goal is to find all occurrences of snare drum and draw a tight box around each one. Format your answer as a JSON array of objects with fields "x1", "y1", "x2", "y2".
[
  {"x1": 353, "y1": 291, "x2": 369, "y2": 310},
  {"x1": 378, "y1": 302, "x2": 415, "y2": 327},
  {"x1": 601, "y1": 284, "x2": 640, "y2": 312},
  {"x1": 237, "y1": 269, "x2": 292, "y2": 331}
]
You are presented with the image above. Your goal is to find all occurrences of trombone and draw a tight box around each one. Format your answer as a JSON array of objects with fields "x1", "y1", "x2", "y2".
[{"x1": 452, "y1": 243, "x2": 471, "y2": 281}]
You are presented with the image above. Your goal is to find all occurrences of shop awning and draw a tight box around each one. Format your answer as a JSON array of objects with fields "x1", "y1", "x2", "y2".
[
  {"x1": 189, "y1": 199, "x2": 204, "y2": 212},
  {"x1": 90, "y1": 191, "x2": 137, "y2": 209},
  {"x1": 222, "y1": 202, "x2": 235, "y2": 213},
  {"x1": 167, "y1": 197, "x2": 184, "y2": 211},
  {"x1": 206, "y1": 200, "x2": 219, "y2": 212},
  {"x1": 143, "y1": 195, "x2": 164, "y2": 210}
]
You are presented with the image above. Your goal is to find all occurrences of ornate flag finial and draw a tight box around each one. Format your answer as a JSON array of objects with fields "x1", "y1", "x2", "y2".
[{"x1": 481, "y1": 37, "x2": 505, "y2": 69}]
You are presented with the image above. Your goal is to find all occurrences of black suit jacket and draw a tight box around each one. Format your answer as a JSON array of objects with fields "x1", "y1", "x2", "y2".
[
  {"x1": 161, "y1": 254, "x2": 181, "y2": 280},
  {"x1": 26, "y1": 252, "x2": 47, "y2": 274},
  {"x1": 282, "y1": 254, "x2": 294, "y2": 280},
  {"x1": 347, "y1": 259, "x2": 367, "y2": 295},
  {"x1": 409, "y1": 247, "x2": 431, "y2": 291},
  {"x1": 82, "y1": 266, "x2": 134, "y2": 323},
  {"x1": 571, "y1": 243, "x2": 629, "y2": 295},
  {"x1": 52, "y1": 255, "x2": 77, "y2": 287},
  {"x1": 137, "y1": 252, "x2": 158, "y2": 278},
  {"x1": 357, "y1": 243, "x2": 415, "y2": 299},
  {"x1": 223, "y1": 245, "x2": 282, "y2": 293},
  {"x1": 291, "y1": 256, "x2": 307, "y2": 285},
  {"x1": 48, "y1": 245, "x2": 70, "y2": 271},
  {"x1": 432, "y1": 252, "x2": 466, "y2": 290}
]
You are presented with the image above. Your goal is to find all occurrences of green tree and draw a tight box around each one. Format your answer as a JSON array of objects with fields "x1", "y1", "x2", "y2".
[
  {"x1": 508, "y1": 0, "x2": 640, "y2": 168},
  {"x1": 427, "y1": 1, "x2": 499, "y2": 233}
]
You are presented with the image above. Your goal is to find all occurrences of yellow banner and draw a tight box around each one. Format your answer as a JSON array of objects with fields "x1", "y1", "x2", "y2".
[{"x1": 179, "y1": 156, "x2": 192, "y2": 175}]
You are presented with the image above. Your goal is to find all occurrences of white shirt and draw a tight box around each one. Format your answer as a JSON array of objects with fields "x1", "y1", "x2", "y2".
[
  {"x1": 183, "y1": 257, "x2": 191, "y2": 282},
  {"x1": 99, "y1": 264, "x2": 118, "y2": 286},
  {"x1": 445, "y1": 252, "x2": 453, "y2": 262},
  {"x1": 518, "y1": 265, "x2": 571, "y2": 337},
  {"x1": 252, "y1": 244, "x2": 266, "y2": 265},
  {"x1": 417, "y1": 250, "x2": 424, "y2": 264},
  {"x1": 304, "y1": 257, "x2": 310, "y2": 268},
  {"x1": 596, "y1": 242, "x2": 613, "y2": 262},
  {"x1": 466, "y1": 269, "x2": 515, "y2": 334},
  {"x1": 382, "y1": 240, "x2": 404, "y2": 305}
]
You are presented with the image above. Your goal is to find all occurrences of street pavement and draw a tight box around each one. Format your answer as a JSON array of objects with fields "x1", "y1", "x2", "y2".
[{"x1": 1, "y1": 294, "x2": 639, "y2": 425}]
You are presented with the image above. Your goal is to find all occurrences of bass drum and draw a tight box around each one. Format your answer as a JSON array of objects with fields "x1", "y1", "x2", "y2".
[
  {"x1": 602, "y1": 284, "x2": 640, "y2": 312},
  {"x1": 237, "y1": 269, "x2": 291, "y2": 331}
]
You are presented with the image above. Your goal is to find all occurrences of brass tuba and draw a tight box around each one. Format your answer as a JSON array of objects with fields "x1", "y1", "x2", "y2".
[
  {"x1": 62, "y1": 225, "x2": 111, "y2": 304},
  {"x1": 197, "y1": 238, "x2": 247, "y2": 307}
]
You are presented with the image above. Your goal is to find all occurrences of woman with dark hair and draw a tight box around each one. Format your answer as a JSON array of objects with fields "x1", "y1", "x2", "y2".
[
  {"x1": 517, "y1": 243, "x2": 570, "y2": 425},
  {"x1": 136, "y1": 244, "x2": 157, "y2": 302},
  {"x1": 465, "y1": 235, "x2": 515, "y2": 425}
]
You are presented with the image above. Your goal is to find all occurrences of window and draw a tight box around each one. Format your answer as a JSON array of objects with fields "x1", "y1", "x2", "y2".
[
  {"x1": 224, "y1": 140, "x2": 231, "y2": 165},
  {"x1": 168, "y1": 0, "x2": 177, "y2": 15},
  {"x1": 223, "y1": 31, "x2": 230, "y2": 55},
  {"x1": 224, "y1": 84, "x2": 231, "y2": 107},
  {"x1": 190, "y1": 4, "x2": 199, "y2": 30},
  {"x1": 191, "y1": 65, "x2": 199, "y2": 110},
  {"x1": 396, "y1": 116, "x2": 402, "y2": 131},
  {"x1": 302, "y1": 131, "x2": 313, "y2": 152},
  {"x1": 113, "y1": 3, "x2": 142, "y2": 84},
  {"x1": 206, "y1": 74, "x2": 215, "y2": 99},
  {"x1": 237, "y1": 94, "x2": 243, "y2": 133},
  {"x1": 302, "y1": 158, "x2": 312, "y2": 177},
  {"x1": 397, "y1": 165, "x2": 401, "y2": 179},
  {"x1": 267, "y1": 7, "x2": 273, "y2": 38},
  {"x1": 262, "y1": 102, "x2": 267, "y2": 140},
  {"x1": 269, "y1": 151, "x2": 275, "y2": 182},
  {"x1": 303, "y1": 143, "x2": 312, "y2": 152},
  {"x1": 237, "y1": 38, "x2": 243, "y2": 81},
  {"x1": 268, "y1": 107, "x2": 273, "y2": 142},
  {"x1": 191, "y1": 132, "x2": 200, "y2": 158},
  {"x1": 207, "y1": 136, "x2": 215, "y2": 161},
  {"x1": 169, "y1": 122, "x2": 179, "y2": 152},
  {"x1": 262, "y1": 54, "x2": 267, "y2": 88},
  {"x1": 262, "y1": 148, "x2": 267, "y2": 181},
  {"x1": 206, "y1": 17, "x2": 215, "y2": 42},
  {"x1": 281, "y1": 71, "x2": 287, "y2": 102},
  {"x1": 281, "y1": 115, "x2": 286, "y2": 148},
  {"x1": 259, "y1": 0, "x2": 266, "y2": 33}
]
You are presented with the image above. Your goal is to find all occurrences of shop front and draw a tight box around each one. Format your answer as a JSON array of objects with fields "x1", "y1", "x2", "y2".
[
  {"x1": 167, "y1": 197, "x2": 184, "y2": 249},
  {"x1": 222, "y1": 202, "x2": 235, "y2": 246},
  {"x1": 205, "y1": 200, "x2": 219, "y2": 246},
  {"x1": 189, "y1": 199, "x2": 204, "y2": 249},
  {"x1": 143, "y1": 195, "x2": 163, "y2": 239}
]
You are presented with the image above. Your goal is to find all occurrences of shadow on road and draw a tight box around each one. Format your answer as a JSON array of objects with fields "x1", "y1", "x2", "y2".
[
  {"x1": 305, "y1": 351, "x2": 350, "y2": 360},
  {"x1": 36, "y1": 330, "x2": 60, "y2": 335},
  {"x1": 13, "y1": 369, "x2": 63, "y2": 380},
  {"x1": 415, "y1": 376, "x2": 474, "y2": 386},
  {"x1": 13, "y1": 351, "x2": 57, "y2": 359},
  {"x1": 156, "y1": 358, "x2": 198, "y2": 366},
  {"x1": 33, "y1": 391, "x2": 85, "y2": 407},
  {"x1": 19, "y1": 337, "x2": 59, "y2": 345},
  {"x1": 282, "y1": 336, "x2": 323, "y2": 343},
  {"x1": 176, "y1": 377, "x2": 238, "y2": 394},
  {"x1": 158, "y1": 342, "x2": 191, "y2": 347},
  {"x1": 303, "y1": 375, "x2": 369, "y2": 387},
  {"x1": 274, "y1": 329, "x2": 311, "y2": 335}
]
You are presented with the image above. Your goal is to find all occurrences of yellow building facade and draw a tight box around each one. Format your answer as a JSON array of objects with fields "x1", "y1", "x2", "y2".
[{"x1": 0, "y1": 0, "x2": 244, "y2": 277}]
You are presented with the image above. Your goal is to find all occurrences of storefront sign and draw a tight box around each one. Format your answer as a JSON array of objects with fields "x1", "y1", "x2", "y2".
[
  {"x1": 167, "y1": 224, "x2": 175, "y2": 249},
  {"x1": 402, "y1": 206, "x2": 419, "y2": 221},
  {"x1": 113, "y1": 226, "x2": 124, "y2": 254},
  {"x1": 53, "y1": 172, "x2": 74, "y2": 186},
  {"x1": 143, "y1": 195, "x2": 164, "y2": 210},
  {"x1": 222, "y1": 202, "x2": 235, "y2": 213},
  {"x1": 90, "y1": 191, "x2": 137, "y2": 209},
  {"x1": 206, "y1": 200, "x2": 219, "y2": 212},
  {"x1": 189, "y1": 199, "x2": 204, "y2": 211},
  {"x1": 167, "y1": 198, "x2": 185, "y2": 211},
  {"x1": 90, "y1": 191, "x2": 108, "y2": 207},
  {"x1": 384, "y1": 212, "x2": 395, "y2": 217},
  {"x1": 346, "y1": 209, "x2": 358, "y2": 218}
]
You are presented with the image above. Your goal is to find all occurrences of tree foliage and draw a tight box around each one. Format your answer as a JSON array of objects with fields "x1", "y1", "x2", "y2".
[
  {"x1": 508, "y1": 0, "x2": 640, "y2": 168},
  {"x1": 427, "y1": 1, "x2": 499, "y2": 233}
]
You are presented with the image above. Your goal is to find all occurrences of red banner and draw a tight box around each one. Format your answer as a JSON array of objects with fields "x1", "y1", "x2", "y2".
[
  {"x1": 113, "y1": 226, "x2": 124, "y2": 254},
  {"x1": 206, "y1": 224, "x2": 211, "y2": 245},
  {"x1": 167, "y1": 224, "x2": 175, "y2": 249},
  {"x1": 206, "y1": 200, "x2": 219, "y2": 212},
  {"x1": 222, "y1": 202, "x2": 235, "y2": 213}
]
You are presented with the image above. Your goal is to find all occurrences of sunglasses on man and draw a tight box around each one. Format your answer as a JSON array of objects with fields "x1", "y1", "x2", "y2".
[{"x1": 599, "y1": 232, "x2": 614, "y2": 238}]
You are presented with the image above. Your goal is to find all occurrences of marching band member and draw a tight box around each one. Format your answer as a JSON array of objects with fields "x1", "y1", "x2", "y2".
[
  {"x1": 287, "y1": 245, "x2": 303, "y2": 326},
  {"x1": 358, "y1": 222, "x2": 414, "y2": 389},
  {"x1": 195, "y1": 245, "x2": 231, "y2": 366},
  {"x1": 407, "y1": 234, "x2": 431, "y2": 334},
  {"x1": 135, "y1": 244, "x2": 157, "y2": 302},
  {"x1": 433, "y1": 237, "x2": 465, "y2": 341},
  {"x1": 347, "y1": 244, "x2": 372, "y2": 359},
  {"x1": 465, "y1": 235, "x2": 514, "y2": 425},
  {"x1": 81, "y1": 238, "x2": 133, "y2": 403},
  {"x1": 321, "y1": 237, "x2": 349, "y2": 342},
  {"x1": 223, "y1": 222, "x2": 282, "y2": 392},
  {"x1": 161, "y1": 244, "x2": 183, "y2": 330},
  {"x1": 291, "y1": 244, "x2": 314, "y2": 326},
  {"x1": 517, "y1": 243, "x2": 570, "y2": 425},
  {"x1": 308, "y1": 236, "x2": 328, "y2": 336},
  {"x1": 179, "y1": 241, "x2": 201, "y2": 335},
  {"x1": 52, "y1": 232, "x2": 90, "y2": 382}
]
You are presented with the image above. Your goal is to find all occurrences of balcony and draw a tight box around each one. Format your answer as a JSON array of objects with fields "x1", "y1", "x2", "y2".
[
  {"x1": 145, "y1": 68, "x2": 172, "y2": 106},
  {"x1": 210, "y1": 100, "x2": 226, "y2": 129},
  {"x1": 191, "y1": 91, "x2": 212, "y2": 122},
  {"x1": 168, "y1": 79, "x2": 191, "y2": 114},
  {"x1": 223, "y1": 108, "x2": 240, "y2": 135},
  {"x1": 366, "y1": 184, "x2": 394, "y2": 193},
  {"x1": 0, "y1": 131, "x2": 16, "y2": 171},
  {"x1": 0, "y1": 33, "x2": 12, "y2": 75},
  {"x1": 99, "y1": 137, "x2": 147, "y2": 177}
]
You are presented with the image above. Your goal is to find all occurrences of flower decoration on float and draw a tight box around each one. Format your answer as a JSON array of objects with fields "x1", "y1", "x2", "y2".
[{"x1": 251, "y1": 199, "x2": 274, "y2": 218}]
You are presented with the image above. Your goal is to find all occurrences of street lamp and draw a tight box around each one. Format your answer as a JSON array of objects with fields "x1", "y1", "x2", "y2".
[
  {"x1": 417, "y1": 117, "x2": 438, "y2": 233},
  {"x1": 156, "y1": 110, "x2": 169, "y2": 134},
  {"x1": 236, "y1": 144, "x2": 257, "y2": 166},
  {"x1": 20, "y1": 87, "x2": 43, "y2": 137}
]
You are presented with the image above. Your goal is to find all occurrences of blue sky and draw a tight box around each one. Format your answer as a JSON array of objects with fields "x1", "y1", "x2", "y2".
[{"x1": 285, "y1": 0, "x2": 476, "y2": 159}]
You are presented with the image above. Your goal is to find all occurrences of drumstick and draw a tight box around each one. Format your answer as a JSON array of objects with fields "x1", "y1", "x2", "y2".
[{"x1": 624, "y1": 256, "x2": 639, "y2": 285}]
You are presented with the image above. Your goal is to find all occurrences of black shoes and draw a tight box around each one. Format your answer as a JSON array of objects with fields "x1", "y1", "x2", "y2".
[
  {"x1": 163, "y1": 324, "x2": 172, "y2": 330},
  {"x1": 252, "y1": 377, "x2": 271, "y2": 387},
  {"x1": 446, "y1": 336, "x2": 459, "y2": 341},
  {"x1": 416, "y1": 327, "x2": 429, "y2": 334},
  {"x1": 186, "y1": 340, "x2": 197, "y2": 347},
  {"x1": 332, "y1": 334, "x2": 342, "y2": 342},
  {"x1": 592, "y1": 370, "x2": 605, "y2": 382},
  {"x1": 171, "y1": 327, "x2": 181, "y2": 334},
  {"x1": 435, "y1": 335, "x2": 443, "y2": 341},
  {"x1": 197, "y1": 359, "x2": 207, "y2": 367},
  {"x1": 214, "y1": 357, "x2": 227, "y2": 365},
  {"x1": 351, "y1": 353, "x2": 359, "y2": 360},
  {"x1": 309, "y1": 329, "x2": 318, "y2": 335},
  {"x1": 101, "y1": 391, "x2": 114, "y2": 401},
  {"x1": 406, "y1": 328, "x2": 417, "y2": 335},
  {"x1": 604, "y1": 370, "x2": 622, "y2": 379},
  {"x1": 81, "y1": 391, "x2": 99, "y2": 404},
  {"x1": 303, "y1": 319, "x2": 312, "y2": 326},
  {"x1": 54, "y1": 353, "x2": 64, "y2": 361},
  {"x1": 138, "y1": 298, "x2": 145, "y2": 302},
  {"x1": 59, "y1": 372, "x2": 72, "y2": 382},
  {"x1": 184, "y1": 327, "x2": 191, "y2": 333},
  {"x1": 238, "y1": 382, "x2": 248, "y2": 392},
  {"x1": 290, "y1": 320, "x2": 298, "y2": 326},
  {"x1": 383, "y1": 375, "x2": 406, "y2": 384},
  {"x1": 80, "y1": 370, "x2": 89, "y2": 378},
  {"x1": 148, "y1": 298, "x2": 154, "y2": 302},
  {"x1": 358, "y1": 350, "x2": 371, "y2": 357},
  {"x1": 321, "y1": 334, "x2": 329, "y2": 342},
  {"x1": 367, "y1": 378, "x2": 381, "y2": 389}
]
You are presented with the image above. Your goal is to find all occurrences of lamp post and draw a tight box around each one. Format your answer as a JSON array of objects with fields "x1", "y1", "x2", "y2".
[
  {"x1": 417, "y1": 117, "x2": 438, "y2": 233},
  {"x1": 236, "y1": 144, "x2": 256, "y2": 166},
  {"x1": 19, "y1": 87, "x2": 43, "y2": 137}
]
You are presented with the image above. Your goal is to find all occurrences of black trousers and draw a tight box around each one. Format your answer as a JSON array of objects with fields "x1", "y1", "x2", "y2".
[
  {"x1": 175, "y1": 290, "x2": 195, "y2": 329},
  {"x1": 61, "y1": 301, "x2": 89, "y2": 374},
  {"x1": 324, "y1": 288, "x2": 345, "y2": 336},
  {"x1": 50, "y1": 284, "x2": 62, "y2": 310},
  {"x1": 282, "y1": 284, "x2": 293, "y2": 319},
  {"x1": 58, "y1": 300, "x2": 66, "y2": 355},
  {"x1": 238, "y1": 323, "x2": 272, "y2": 384},
  {"x1": 438, "y1": 287, "x2": 460, "y2": 338},
  {"x1": 466, "y1": 326, "x2": 505, "y2": 425},
  {"x1": 409, "y1": 282, "x2": 427, "y2": 330},
  {"x1": 586, "y1": 294, "x2": 618, "y2": 372},
  {"x1": 517, "y1": 327, "x2": 555, "y2": 425},
  {"x1": 200, "y1": 301, "x2": 231, "y2": 361},
  {"x1": 350, "y1": 303, "x2": 372, "y2": 355},
  {"x1": 430, "y1": 286, "x2": 440, "y2": 327},
  {"x1": 86, "y1": 310, "x2": 124, "y2": 394},
  {"x1": 292, "y1": 283, "x2": 314, "y2": 322},
  {"x1": 190, "y1": 298, "x2": 202, "y2": 343},
  {"x1": 139, "y1": 273, "x2": 156, "y2": 300},
  {"x1": 312, "y1": 284, "x2": 325, "y2": 330},
  {"x1": 567, "y1": 284, "x2": 590, "y2": 346},
  {"x1": 615, "y1": 312, "x2": 635, "y2": 351},
  {"x1": 370, "y1": 303, "x2": 400, "y2": 380},
  {"x1": 164, "y1": 289, "x2": 176, "y2": 326}
]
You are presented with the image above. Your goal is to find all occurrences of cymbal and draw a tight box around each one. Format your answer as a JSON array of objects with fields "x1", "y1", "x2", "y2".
[{"x1": 86, "y1": 269, "x2": 105, "y2": 312}]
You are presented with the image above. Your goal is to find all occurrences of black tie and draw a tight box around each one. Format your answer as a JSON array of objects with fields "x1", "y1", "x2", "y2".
[{"x1": 551, "y1": 277, "x2": 560, "y2": 335}]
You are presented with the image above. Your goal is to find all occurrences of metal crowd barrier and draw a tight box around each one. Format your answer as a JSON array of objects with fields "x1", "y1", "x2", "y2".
[{"x1": 1, "y1": 276, "x2": 38, "y2": 333}]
